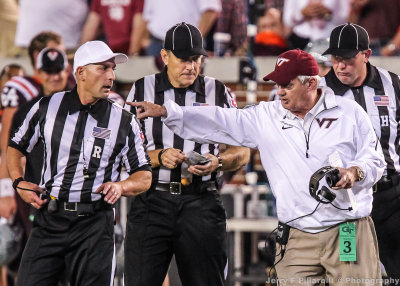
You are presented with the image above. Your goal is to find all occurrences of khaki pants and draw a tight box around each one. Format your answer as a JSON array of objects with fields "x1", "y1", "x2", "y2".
[{"x1": 276, "y1": 217, "x2": 381, "y2": 286}]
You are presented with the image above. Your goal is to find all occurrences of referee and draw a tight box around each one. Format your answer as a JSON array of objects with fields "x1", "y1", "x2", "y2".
[
  {"x1": 320, "y1": 23, "x2": 400, "y2": 280},
  {"x1": 7, "y1": 41, "x2": 152, "y2": 286},
  {"x1": 124, "y1": 22, "x2": 250, "y2": 286}
]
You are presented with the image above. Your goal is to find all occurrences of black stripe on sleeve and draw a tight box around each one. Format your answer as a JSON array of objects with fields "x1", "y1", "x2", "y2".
[{"x1": 11, "y1": 109, "x2": 40, "y2": 154}]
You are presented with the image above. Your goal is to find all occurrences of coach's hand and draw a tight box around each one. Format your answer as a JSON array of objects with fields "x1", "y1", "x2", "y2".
[
  {"x1": 331, "y1": 167, "x2": 358, "y2": 190},
  {"x1": 127, "y1": 101, "x2": 167, "y2": 120}
]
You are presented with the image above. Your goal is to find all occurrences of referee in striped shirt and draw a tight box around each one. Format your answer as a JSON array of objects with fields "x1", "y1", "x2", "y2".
[
  {"x1": 320, "y1": 23, "x2": 400, "y2": 280},
  {"x1": 7, "y1": 41, "x2": 152, "y2": 286},
  {"x1": 124, "y1": 22, "x2": 250, "y2": 286}
]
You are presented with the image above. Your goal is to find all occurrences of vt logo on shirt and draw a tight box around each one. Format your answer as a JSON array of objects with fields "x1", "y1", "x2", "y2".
[{"x1": 316, "y1": 118, "x2": 338, "y2": 128}]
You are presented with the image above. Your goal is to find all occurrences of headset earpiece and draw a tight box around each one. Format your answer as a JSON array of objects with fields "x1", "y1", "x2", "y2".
[
  {"x1": 309, "y1": 166, "x2": 339, "y2": 204},
  {"x1": 318, "y1": 186, "x2": 336, "y2": 203}
]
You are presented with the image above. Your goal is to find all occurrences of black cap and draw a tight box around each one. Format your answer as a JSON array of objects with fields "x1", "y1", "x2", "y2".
[
  {"x1": 163, "y1": 22, "x2": 207, "y2": 59},
  {"x1": 322, "y1": 23, "x2": 370, "y2": 58},
  {"x1": 36, "y1": 48, "x2": 68, "y2": 73}
]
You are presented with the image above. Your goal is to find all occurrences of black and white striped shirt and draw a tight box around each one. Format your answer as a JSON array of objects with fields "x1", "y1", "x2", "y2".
[
  {"x1": 125, "y1": 68, "x2": 236, "y2": 184},
  {"x1": 320, "y1": 63, "x2": 400, "y2": 175},
  {"x1": 10, "y1": 87, "x2": 151, "y2": 202}
]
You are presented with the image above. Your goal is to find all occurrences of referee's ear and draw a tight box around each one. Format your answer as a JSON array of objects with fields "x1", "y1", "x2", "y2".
[
  {"x1": 76, "y1": 66, "x2": 85, "y2": 81},
  {"x1": 161, "y1": 49, "x2": 169, "y2": 66}
]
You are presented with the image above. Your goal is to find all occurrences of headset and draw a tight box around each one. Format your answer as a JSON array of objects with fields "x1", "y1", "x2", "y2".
[{"x1": 309, "y1": 166, "x2": 341, "y2": 204}]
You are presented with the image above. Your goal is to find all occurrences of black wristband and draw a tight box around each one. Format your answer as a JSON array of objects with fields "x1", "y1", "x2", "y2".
[
  {"x1": 12, "y1": 177, "x2": 24, "y2": 191},
  {"x1": 158, "y1": 149, "x2": 167, "y2": 167}
]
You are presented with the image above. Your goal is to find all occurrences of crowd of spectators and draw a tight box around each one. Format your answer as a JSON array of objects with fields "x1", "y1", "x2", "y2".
[{"x1": 1, "y1": 0, "x2": 400, "y2": 60}]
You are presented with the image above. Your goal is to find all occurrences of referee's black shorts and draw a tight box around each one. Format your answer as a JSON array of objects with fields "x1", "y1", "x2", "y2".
[{"x1": 16, "y1": 202, "x2": 115, "y2": 286}]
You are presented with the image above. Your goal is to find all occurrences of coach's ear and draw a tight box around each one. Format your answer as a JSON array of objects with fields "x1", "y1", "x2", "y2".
[{"x1": 308, "y1": 77, "x2": 318, "y2": 90}]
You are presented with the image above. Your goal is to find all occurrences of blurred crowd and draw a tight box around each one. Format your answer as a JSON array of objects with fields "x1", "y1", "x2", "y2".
[{"x1": 1, "y1": 0, "x2": 400, "y2": 61}]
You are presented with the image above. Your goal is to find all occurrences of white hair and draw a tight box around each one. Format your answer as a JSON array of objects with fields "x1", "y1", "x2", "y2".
[{"x1": 297, "y1": 75, "x2": 321, "y2": 86}]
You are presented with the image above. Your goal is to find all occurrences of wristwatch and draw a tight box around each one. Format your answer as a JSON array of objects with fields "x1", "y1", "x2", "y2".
[
  {"x1": 353, "y1": 166, "x2": 365, "y2": 181},
  {"x1": 216, "y1": 156, "x2": 223, "y2": 171}
]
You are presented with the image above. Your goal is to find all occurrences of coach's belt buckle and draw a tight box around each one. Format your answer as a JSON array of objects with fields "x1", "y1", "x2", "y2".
[
  {"x1": 169, "y1": 182, "x2": 181, "y2": 195},
  {"x1": 64, "y1": 202, "x2": 77, "y2": 212}
]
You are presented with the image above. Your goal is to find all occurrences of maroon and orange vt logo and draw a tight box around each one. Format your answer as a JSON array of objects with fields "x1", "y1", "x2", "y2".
[{"x1": 316, "y1": 118, "x2": 338, "y2": 128}]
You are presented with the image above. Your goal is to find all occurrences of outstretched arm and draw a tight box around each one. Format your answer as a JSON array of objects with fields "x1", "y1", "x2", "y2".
[{"x1": 127, "y1": 100, "x2": 258, "y2": 148}]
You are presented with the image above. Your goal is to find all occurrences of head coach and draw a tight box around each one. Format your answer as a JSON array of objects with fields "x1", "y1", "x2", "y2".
[
  {"x1": 7, "y1": 41, "x2": 152, "y2": 286},
  {"x1": 123, "y1": 22, "x2": 250, "y2": 286},
  {"x1": 130, "y1": 49, "x2": 386, "y2": 285},
  {"x1": 320, "y1": 22, "x2": 400, "y2": 281}
]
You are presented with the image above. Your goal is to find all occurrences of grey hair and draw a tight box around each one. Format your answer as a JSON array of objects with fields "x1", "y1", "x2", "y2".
[{"x1": 297, "y1": 75, "x2": 321, "y2": 86}]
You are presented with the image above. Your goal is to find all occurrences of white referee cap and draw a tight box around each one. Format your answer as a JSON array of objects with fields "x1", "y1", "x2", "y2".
[{"x1": 73, "y1": 41, "x2": 128, "y2": 76}]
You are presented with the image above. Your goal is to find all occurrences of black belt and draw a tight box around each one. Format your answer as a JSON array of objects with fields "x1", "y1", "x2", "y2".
[
  {"x1": 50, "y1": 199, "x2": 112, "y2": 216},
  {"x1": 374, "y1": 175, "x2": 398, "y2": 193},
  {"x1": 154, "y1": 181, "x2": 217, "y2": 195}
]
